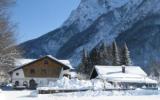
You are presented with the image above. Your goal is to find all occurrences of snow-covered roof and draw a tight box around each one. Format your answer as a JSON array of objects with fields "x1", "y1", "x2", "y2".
[
  {"x1": 58, "y1": 60, "x2": 73, "y2": 69},
  {"x1": 94, "y1": 65, "x2": 157, "y2": 84},
  {"x1": 46, "y1": 55, "x2": 73, "y2": 69},
  {"x1": 101, "y1": 74, "x2": 157, "y2": 84},
  {"x1": 95, "y1": 65, "x2": 147, "y2": 77},
  {"x1": 14, "y1": 58, "x2": 36, "y2": 67},
  {"x1": 10, "y1": 55, "x2": 72, "y2": 73}
]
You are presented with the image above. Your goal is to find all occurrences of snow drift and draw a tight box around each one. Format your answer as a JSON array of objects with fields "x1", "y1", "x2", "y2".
[{"x1": 37, "y1": 77, "x2": 113, "y2": 91}]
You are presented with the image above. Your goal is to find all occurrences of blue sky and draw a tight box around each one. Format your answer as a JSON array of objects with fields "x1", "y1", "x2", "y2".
[{"x1": 12, "y1": 0, "x2": 80, "y2": 43}]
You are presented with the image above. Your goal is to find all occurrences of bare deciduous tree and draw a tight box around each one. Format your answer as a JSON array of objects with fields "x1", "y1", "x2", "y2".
[{"x1": 0, "y1": 0, "x2": 20, "y2": 82}]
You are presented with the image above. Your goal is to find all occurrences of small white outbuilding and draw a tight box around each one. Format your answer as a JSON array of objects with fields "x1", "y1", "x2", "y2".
[{"x1": 90, "y1": 65, "x2": 158, "y2": 89}]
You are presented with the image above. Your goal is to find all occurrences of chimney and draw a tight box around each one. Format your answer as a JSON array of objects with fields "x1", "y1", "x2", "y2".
[{"x1": 122, "y1": 65, "x2": 126, "y2": 73}]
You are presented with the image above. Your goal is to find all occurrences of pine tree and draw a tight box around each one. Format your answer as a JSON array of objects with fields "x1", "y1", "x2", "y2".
[
  {"x1": 91, "y1": 47, "x2": 100, "y2": 65},
  {"x1": 101, "y1": 42, "x2": 107, "y2": 53},
  {"x1": 120, "y1": 43, "x2": 132, "y2": 66},
  {"x1": 149, "y1": 59, "x2": 160, "y2": 79},
  {"x1": 81, "y1": 48, "x2": 89, "y2": 73},
  {"x1": 112, "y1": 41, "x2": 120, "y2": 66},
  {"x1": 86, "y1": 54, "x2": 94, "y2": 78},
  {"x1": 79, "y1": 48, "x2": 93, "y2": 76},
  {"x1": 98, "y1": 51, "x2": 104, "y2": 65},
  {"x1": 99, "y1": 42, "x2": 110, "y2": 65}
]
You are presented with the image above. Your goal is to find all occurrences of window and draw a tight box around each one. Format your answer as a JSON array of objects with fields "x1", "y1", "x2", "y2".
[
  {"x1": 44, "y1": 60, "x2": 48, "y2": 64},
  {"x1": 30, "y1": 69, "x2": 35, "y2": 74},
  {"x1": 16, "y1": 73, "x2": 19, "y2": 76}
]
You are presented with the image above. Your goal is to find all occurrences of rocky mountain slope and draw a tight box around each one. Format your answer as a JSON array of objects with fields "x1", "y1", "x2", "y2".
[{"x1": 20, "y1": 0, "x2": 160, "y2": 68}]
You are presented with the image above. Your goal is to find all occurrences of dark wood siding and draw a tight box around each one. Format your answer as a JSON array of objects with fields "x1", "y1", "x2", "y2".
[{"x1": 23, "y1": 57, "x2": 63, "y2": 78}]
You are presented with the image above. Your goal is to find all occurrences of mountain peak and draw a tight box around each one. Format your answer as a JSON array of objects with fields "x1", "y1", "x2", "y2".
[
  {"x1": 20, "y1": 0, "x2": 160, "y2": 69},
  {"x1": 63, "y1": 0, "x2": 131, "y2": 32}
]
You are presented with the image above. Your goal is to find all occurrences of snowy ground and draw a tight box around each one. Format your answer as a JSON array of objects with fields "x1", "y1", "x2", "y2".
[
  {"x1": 1, "y1": 77, "x2": 159, "y2": 100},
  {"x1": 0, "y1": 90, "x2": 160, "y2": 100}
]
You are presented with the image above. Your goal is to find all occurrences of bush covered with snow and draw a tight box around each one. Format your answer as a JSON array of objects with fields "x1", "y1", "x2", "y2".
[
  {"x1": 46, "y1": 77, "x2": 92, "y2": 90},
  {"x1": 37, "y1": 77, "x2": 113, "y2": 90}
]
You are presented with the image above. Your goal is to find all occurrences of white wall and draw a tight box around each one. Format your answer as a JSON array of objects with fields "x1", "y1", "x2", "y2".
[
  {"x1": 12, "y1": 69, "x2": 25, "y2": 79},
  {"x1": 11, "y1": 69, "x2": 25, "y2": 86},
  {"x1": 11, "y1": 68, "x2": 67, "y2": 86}
]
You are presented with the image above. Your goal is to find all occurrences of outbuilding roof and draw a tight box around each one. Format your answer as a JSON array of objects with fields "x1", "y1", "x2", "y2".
[
  {"x1": 95, "y1": 65, "x2": 147, "y2": 77},
  {"x1": 92, "y1": 65, "x2": 157, "y2": 84}
]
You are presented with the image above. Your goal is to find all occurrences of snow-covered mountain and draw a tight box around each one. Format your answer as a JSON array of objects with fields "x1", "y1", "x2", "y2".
[{"x1": 19, "y1": 0, "x2": 160, "y2": 68}]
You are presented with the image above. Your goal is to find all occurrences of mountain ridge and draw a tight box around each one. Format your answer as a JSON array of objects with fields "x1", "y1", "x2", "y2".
[{"x1": 19, "y1": 0, "x2": 160, "y2": 69}]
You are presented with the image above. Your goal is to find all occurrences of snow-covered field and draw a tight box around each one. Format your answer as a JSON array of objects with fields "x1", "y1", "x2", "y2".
[
  {"x1": 0, "y1": 90, "x2": 160, "y2": 100},
  {"x1": 0, "y1": 77, "x2": 159, "y2": 100}
]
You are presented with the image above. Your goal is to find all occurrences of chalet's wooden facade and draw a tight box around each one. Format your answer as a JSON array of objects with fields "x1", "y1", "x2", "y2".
[
  {"x1": 22, "y1": 57, "x2": 67, "y2": 78},
  {"x1": 9, "y1": 55, "x2": 72, "y2": 89}
]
